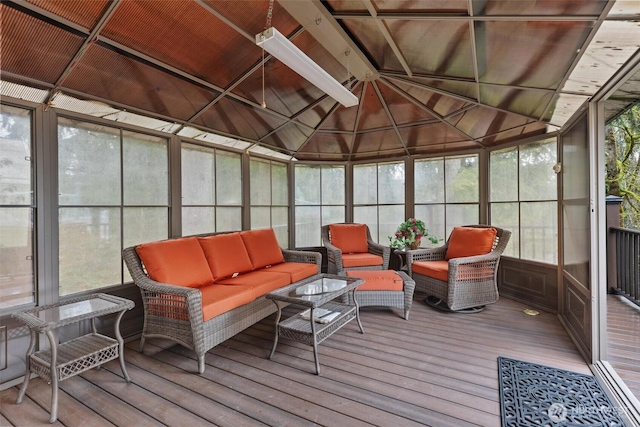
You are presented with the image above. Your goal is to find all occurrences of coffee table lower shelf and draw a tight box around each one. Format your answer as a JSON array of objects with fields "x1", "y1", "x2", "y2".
[{"x1": 276, "y1": 301, "x2": 356, "y2": 346}]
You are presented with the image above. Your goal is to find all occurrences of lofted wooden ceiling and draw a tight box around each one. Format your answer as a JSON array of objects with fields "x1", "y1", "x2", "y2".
[{"x1": 1, "y1": 0, "x2": 640, "y2": 161}]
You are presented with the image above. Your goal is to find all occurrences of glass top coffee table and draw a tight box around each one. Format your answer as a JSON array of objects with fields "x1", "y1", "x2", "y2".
[{"x1": 266, "y1": 274, "x2": 364, "y2": 374}]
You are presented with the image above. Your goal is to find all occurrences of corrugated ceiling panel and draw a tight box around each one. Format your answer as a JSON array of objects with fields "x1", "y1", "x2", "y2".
[
  {"x1": 193, "y1": 97, "x2": 287, "y2": 141},
  {"x1": 386, "y1": 20, "x2": 474, "y2": 79},
  {"x1": 479, "y1": 86, "x2": 555, "y2": 119},
  {"x1": 319, "y1": 85, "x2": 363, "y2": 131},
  {"x1": 299, "y1": 132, "x2": 353, "y2": 158},
  {"x1": 102, "y1": 0, "x2": 259, "y2": 88},
  {"x1": 410, "y1": 140, "x2": 479, "y2": 156},
  {"x1": 203, "y1": 0, "x2": 299, "y2": 40},
  {"x1": 377, "y1": 81, "x2": 438, "y2": 125},
  {"x1": 295, "y1": 97, "x2": 340, "y2": 128},
  {"x1": 26, "y1": 0, "x2": 109, "y2": 28},
  {"x1": 261, "y1": 123, "x2": 312, "y2": 152},
  {"x1": 327, "y1": 0, "x2": 468, "y2": 13},
  {"x1": 352, "y1": 129, "x2": 405, "y2": 154},
  {"x1": 62, "y1": 43, "x2": 219, "y2": 121},
  {"x1": 357, "y1": 82, "x2": 393, "y2": 131},
  {"x1": 387, "y1": 79, "x2": 474, "y2": 117},
  {"x1": 475, "y1": 20, "x2": 593, "y2": 89},
  {"x1": 398, "y1": 123, "x2": 469, "y2": 149},
  {"x1": 477, "y1": 0, "x2": 607, "y2": 16},
  {"x1": 340, "y1": 19, "x2": 404, "y2": 71},
  {"x1": 1, "y1": 4, "x2": 85, "y2": 84},
  {"x1": 446, "y1": 107, "x2": 534, "y2": 139},
  {"x1": 480, "y1": 122, "x2": 548, "y2": 147},
  {"x1": 0, "y1": 79, "x2": 49, "y2": 104}
]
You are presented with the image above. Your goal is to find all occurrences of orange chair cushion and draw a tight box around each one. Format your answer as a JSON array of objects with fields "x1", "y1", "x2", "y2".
[
  {"x1": 346, "y1": 270, "x2": 404, "y2": 291},
  {"x1": 135, "y1": 237, "x2": 213, "y2": 288},
  {"x1": 342, "y1": 253, "x2": 383, "y2": 268},
  {"x1": 445, "y1": 227, "x2": 497, "y2": 260},
  {"x1": 198, "y1": 233, "x2": 253, "y2": 282},
  {"x1": 200, "y1": 284, "x2": 255, "y2": 321},
  {"x1": 329, "y1": 224, "x2": 368, "y2": 254},
  {"x1": 412, "y1": 260, "x2": 449, "y2": 282},
  {"x1": 240, "y1": 229, "x2": 285, "y2": 270},
  {"x1": 262, "y1": 262, "x2": 318, "y2": 283},
  {"x1": 217, "y1": 270, "x2": 290, "y2": 298}
]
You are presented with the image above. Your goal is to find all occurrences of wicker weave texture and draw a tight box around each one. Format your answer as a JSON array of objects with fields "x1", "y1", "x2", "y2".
[
  {"x1": 343, "y1": 270, "x2": 415, "y2": 320},
  {"x1": 277, "y1": 301, "x2": 357, "y2": 346},
  {"x1": 321, "y1": 224, "x2": 391, "y2": 274},
  {"x1": 123, "y1": 231, "x2": 322, "y2": 373},
  {"x1": 407, "y1": 225, "x2": 511, "y2": 311}
]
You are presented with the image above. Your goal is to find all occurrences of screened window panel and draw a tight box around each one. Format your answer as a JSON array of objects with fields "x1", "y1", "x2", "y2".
[
  {"x1": 490, "y1": 148, "x2": 518, "y2": 202},
  {"x1": 379, "y1": 205, "x2": 405, "y2": 246},
  {"x1": 519, "y1": 141, "x2": 557, "y2": 201},
  {"x1": 272, "y1": 163, "x2": 288, "y2": 205},
  {"x1": 414, "y1": 204, "x2": 445, "y2": 244},
  {"x1": 123, "y1": 207, "x2": 168, "y2": 282},
  {"x1": 295, "y1": 206, "x2": 320, "y2": 247},
  {"x1": 321, "y1": 166, "x2": 345, "y2": 205},
  {"x1": 522, "y1": 201, "x2": 558, "y2": 263},
  {"x1": 415, "y1": 158, "x2": 444, "y2": 204},
  {"x1": 58, "y1": 119, "x2": 120, "y2": 206},
  {"x1": 59, "y1": 207, "x2": 121, "y2": 295},
  {"x1": 295, "y1": 165, "x2": 320, "y2": 205},
  {"x1": 272, "y1": 207, "x2": 289, "y2": 247},
  {"x1": 251, "y1": 206, "x2": 271, "y2": 229},
  {"x1": 250, "y1": 158, "x2": 271, "y2": 205},
  {"x1": 445, "y1": 156, "x2": 478, "y2": 203},
  {"x1": 445, "y1": 204, "x2": 479, "y2": 236},
  {"x1": 353, "y1": 164, "x2": 377, "y2": 205},
  {"x1": 182, "y1": 206, "x2": 215, "y2": 236},
  {"x1": 182, "y1": 144, "x2": 215, "y2": 205},
  {"x1": 216, "y1": 151, "x2": 242, "y2": 205},
  {"x1": 378, "y1": 162, "x2": 405, "y2": 204},
  {"x1": 216, "y1": 207, "x2": 242, "y2": 231},
  {"x1": 321, "y1": 205, "x2": 345, "y2": 226},
  {"x1": 490, "y1": 202, "x2": 519, "y2": 258},
  {"x1": 123, "y1": 132, "x2": 168, "y2": 206},
  {"x1": 0, "y1": 207, "x2": 34, "y2": 308},
  {"x1": 354, "y1": 206, "x2": 378, "y2": 241},
  {"x1": 0, "y1": 106, "x2": 32, "y2": 205}
]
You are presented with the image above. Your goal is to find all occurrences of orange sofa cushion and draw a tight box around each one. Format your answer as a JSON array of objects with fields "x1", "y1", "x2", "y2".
[
  {"x1": 135, "y1": 237, "x2": 213, "y2": 288},
  {"x1": 240, "y1": 229, "x2": 285, "y2": 270},
  {"x1": 329, "y1": 224, "x2": 368, "y2": 254},
  {"x1": 342, "y1": 253, "x2": 383, "y2": 268},
  {"x1": 217, "y1": 270, "x2": 290, "y2": 298},
  {"x1": 262, "y1": 262, "x2": 318, "y2": 283},
  {"x1": 412, "y1": 260, "x2": 449, "y2": 282},
  {"x1": 445, "y1": 227, "x2": 497, "y2": 260},
  {"x1": 346, "y1": 270, "x2": 404, "y2": 291},
  {"x1": 200, "y1": 284, "x2": 255, "y2": 321},
  {"x1": 198, "y1": 233, "x2": 253, "y2": 282}
]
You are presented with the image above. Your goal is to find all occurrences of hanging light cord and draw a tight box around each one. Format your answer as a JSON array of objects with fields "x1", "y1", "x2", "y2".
[{"x1": 261, "y1": 0, "x2": 275, "y2": 109}]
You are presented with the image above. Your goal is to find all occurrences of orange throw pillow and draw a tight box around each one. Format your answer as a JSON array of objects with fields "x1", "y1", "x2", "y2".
[
  {"x1": 199, "y1": 233, "x2": 253, "y2": 282},
  {"x1": 240, "y1": 229, "x2": 285, "y2": 270},
  {"x1": 445, "y1": 227, "x2": 497, "y2": 260},
  {"x1": 135, "y1": 237, "x2": 213, "y2": 288},
  {"x1": 329, "y1": 224, "x2": 368, "y2": 254}
]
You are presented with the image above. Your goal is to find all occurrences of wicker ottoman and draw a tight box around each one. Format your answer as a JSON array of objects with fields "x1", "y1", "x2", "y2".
[{"x1": 344, "y1": 270, "x2": 415, "y2": 320}]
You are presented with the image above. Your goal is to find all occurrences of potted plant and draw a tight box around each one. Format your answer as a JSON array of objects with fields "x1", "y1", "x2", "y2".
[{"x1": 388, "y1": 218, "x2": 439, "y2": 250}]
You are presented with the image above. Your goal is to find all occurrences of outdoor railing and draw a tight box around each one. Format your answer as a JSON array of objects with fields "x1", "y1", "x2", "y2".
[{"x1": 611, "y1": 226, "x2": 640, "y2": 307}]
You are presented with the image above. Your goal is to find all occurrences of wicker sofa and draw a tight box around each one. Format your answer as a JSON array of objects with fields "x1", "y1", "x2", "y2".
[{"x1": 123, "y1": 228, "x2": 321, "y2": 373}]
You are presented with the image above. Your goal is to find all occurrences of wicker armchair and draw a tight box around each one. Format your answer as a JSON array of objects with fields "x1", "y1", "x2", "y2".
[
  {"x1": 407, "y1": 225, "x2": 511, "y2": 312},
  {"x1": 321, "y1": 223, "x2": 390, "y2": 274}
]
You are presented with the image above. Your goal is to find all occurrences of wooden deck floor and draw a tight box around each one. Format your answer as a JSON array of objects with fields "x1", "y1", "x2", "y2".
[
  {"x1": 607, "y1": 293, "x2": 640, "y2": 400},
  {"x1": 1, "y1": 296, "x2": 591, "y2": 427}
]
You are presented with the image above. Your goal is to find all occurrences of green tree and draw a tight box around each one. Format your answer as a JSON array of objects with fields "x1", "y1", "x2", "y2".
[{"x1": 606, "y1": 102, "x2": 640, "y2": 230}]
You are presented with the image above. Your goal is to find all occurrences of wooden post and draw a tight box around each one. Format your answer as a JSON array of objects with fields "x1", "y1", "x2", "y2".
[{"x1": 606, "y1": 195, "x2": 623, "y2": 292}]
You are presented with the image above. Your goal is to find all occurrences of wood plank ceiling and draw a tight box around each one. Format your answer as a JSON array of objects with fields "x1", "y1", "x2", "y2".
[{"x1": 1, "y1": 0, "x2": 637, "y2": 161}]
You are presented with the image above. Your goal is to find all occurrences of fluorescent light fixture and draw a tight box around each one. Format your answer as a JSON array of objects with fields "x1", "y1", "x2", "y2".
[{"x1": 256, "y1": 27, "x2": 358, "y2": 108}]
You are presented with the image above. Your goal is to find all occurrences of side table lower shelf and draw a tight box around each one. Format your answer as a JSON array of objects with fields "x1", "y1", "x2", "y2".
[{"x1": 30, "y1": 333, "x2": 121, "y2": 381}]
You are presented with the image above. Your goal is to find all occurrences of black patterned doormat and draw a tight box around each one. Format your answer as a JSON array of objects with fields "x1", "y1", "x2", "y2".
[{"x1": 498, "y1": 357, "x2": 627, "y2": 426}]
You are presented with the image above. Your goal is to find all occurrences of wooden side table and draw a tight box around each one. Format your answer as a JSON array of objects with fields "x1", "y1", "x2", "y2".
[{"x1": 12, "y1": 293, "x2": 134, "y2": 423}]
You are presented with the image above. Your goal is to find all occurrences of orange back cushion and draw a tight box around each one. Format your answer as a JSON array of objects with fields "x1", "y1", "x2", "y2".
[
  {"x1": 329, "y1": 224, "x2": 368, "y2": 254},
  {"x1": 240, "y1": 229, "x2": 285, "y2": 270},
  {"x1": 445, "y1": 227, "x2": 497, "y2": 260},
  {"x1": 135, "y1": 237, "x2": 213, "y2": 287},
  {"x1": 198, "y1": 233, "x2": 254, "y2": 282}
]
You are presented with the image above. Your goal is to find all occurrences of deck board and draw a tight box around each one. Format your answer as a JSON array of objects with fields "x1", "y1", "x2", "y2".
[
  {"x1": 0, "y1": 296, "x2": 594, "y2": 426},
  {"x1": 607, "y1": 294, "x2": 640, "y2": 400}
]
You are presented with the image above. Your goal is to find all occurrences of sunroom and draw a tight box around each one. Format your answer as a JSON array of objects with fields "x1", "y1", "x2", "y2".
[{"x1": 1, "y1": 0, "x2": 640, "y2": 425}]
